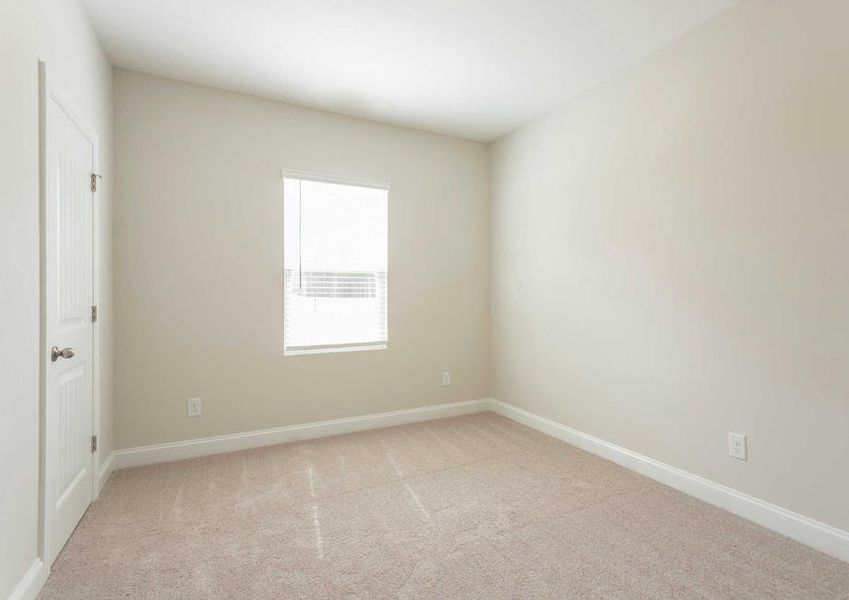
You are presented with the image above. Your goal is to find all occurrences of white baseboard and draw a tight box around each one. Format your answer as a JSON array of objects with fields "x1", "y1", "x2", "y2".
[
  {"x1": 97, "y1": 451, "x2": 115, "y2": 494},
  {"x1": 113, "y1": 398, "x2": 490, "y2": 470},
  {"x1": 105, "y1": 396, "x2": 847, "y2": 563},
  {"x1": 490, "y1": 398, "x2": 849, "y2": 563},
  {"x1": 8, "y1": 559, "x2": 46, "y2": 600}
]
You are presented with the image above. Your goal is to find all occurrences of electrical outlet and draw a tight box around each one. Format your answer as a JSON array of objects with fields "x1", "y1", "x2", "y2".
[
  {"x1": 187, "y1": 397, "x2": 203, "y2": 417},
  {"x1": 728, "y1": 432, "x2": 747, "y2": 460},
  {"x1": 442, "y1": 371, "x2": 452, "y2": 386}
]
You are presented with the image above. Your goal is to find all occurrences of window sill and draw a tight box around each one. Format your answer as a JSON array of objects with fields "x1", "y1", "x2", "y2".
[{"x1": 284, "y1": 342, "x2": 387, "y2": 357}]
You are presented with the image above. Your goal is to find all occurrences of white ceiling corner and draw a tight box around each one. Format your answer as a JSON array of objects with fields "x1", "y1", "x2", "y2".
[{"x1": 83, "y1": 0, "x2": 738, "y2": 141}]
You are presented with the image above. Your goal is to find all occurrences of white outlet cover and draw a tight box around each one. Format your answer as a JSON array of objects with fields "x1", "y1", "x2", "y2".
[
  {"x1": 728, "y1": 432, "x2": 747, "y2": 460},
  {"x1": 187, "y1": 397, "x2": 203, "y2": 417},
  {"x1": 442, "y1": 371, "x2": 451, "y2": 386}
]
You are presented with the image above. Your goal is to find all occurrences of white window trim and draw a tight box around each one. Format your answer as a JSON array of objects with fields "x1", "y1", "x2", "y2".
[
  {"x1": 281, "y1": 168, "x2": 391, "y2": 191},
  {"x1": 281, "y1": 168, "x2": 390, "y2": 357},
  {"x1": 284, "y1": 341, "x2": 388, "y2": 357}
]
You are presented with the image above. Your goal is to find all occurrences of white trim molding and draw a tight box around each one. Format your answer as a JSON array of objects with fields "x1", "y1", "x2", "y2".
[
  {"x1": 113, "y1": 399, "x2": 490, "y2": 470},
  {"x1": 489, "y1": 398, "x2": 849, "y2": 563},
  {"x1": 281, "y1": 168, "x2": 391, "y2": 191},
  {"x1": 8, "y1": 559, "x2": 46, "y2": 600},
  {"x1": 105, "y1": 397, "x2": 848, "y2": 564}
]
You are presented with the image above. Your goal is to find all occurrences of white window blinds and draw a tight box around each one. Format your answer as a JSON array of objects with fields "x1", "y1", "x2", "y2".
[{"x1": 283, "y1": 175, "x2": 388, "y2": 355}]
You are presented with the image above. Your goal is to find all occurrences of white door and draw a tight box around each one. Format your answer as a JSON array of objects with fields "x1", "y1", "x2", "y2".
[{"x1": 45, "y1": 89, "x2": 95, "y2": 563}]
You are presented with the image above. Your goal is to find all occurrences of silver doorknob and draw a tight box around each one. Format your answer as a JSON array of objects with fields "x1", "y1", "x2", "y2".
[{"x1": 51, "y1": 346, "x2": 75, "y2": 362}]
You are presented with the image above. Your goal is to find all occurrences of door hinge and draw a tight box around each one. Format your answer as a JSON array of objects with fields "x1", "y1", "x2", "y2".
[
  {"x1": 91, "y1": 435, "x2": 98, "y2": 453},
  {"x1": 91, "y1": 305, "x2": 98, "y2": 323},
  {"x1": 91, "y1": 173, "x2": 102, "y2": 193}
]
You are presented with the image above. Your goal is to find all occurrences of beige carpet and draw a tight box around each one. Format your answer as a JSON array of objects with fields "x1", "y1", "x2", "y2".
[{"x1": 40, "y1": 413, "x2": 849, "y2": 599}]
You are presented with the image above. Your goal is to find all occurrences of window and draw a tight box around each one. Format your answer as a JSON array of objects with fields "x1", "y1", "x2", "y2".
[{"x1": 283, "y1": 173, "x2": 388, "y2": 355}]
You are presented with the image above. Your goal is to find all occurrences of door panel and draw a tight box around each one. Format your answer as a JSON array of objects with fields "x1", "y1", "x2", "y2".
[
  {"x1": 55, "y1": 365, "x2": 88, "y2": 508},
  {"x1": 45, "y1": 93, "x2": 95, "y2": 563},
  {"x1": 58, "y1": 151, "x2": 92, "y2": 321}
]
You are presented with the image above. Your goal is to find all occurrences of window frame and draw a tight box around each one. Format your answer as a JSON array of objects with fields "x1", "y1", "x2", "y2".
[{"x1": 281, "y1": 169, "x2": 390, "y2": 357}]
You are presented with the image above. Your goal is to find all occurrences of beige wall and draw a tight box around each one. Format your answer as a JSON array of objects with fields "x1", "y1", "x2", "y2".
[
  {"x1": 0, "y1": 0, "x2": 113, "y2": 596},
  {"x1": 491, "y1": 0, "x2": 849, "y2": 532},
  {"x1": 113, "y1": 69, "x2": 490, "y2": 449}
]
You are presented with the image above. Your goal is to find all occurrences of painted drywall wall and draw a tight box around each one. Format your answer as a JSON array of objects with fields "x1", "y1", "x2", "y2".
[
  {"x1": 491, "y1": 0, "x2": 849, "y2": 531},
  {"x1": 0, "y1": 0, "x2": 113, "y2": 596},
  {"x1": 113, "y1": 69, "x2": 489, "y2": 449}
]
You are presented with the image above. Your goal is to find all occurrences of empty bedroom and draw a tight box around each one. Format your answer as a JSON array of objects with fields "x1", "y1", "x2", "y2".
[{"x1": 1, "y1": 0, "x2": 848, "y2": 598}]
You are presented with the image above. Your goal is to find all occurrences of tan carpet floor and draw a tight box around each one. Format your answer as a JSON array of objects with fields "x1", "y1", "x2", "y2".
[{"x1": 40, "y1": 412, "x2": 849, "y2": 599}]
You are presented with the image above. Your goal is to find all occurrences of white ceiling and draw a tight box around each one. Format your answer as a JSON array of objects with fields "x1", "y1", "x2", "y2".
[{"x1": 83, "y1": 0, "x2": 738, "y2": 141}]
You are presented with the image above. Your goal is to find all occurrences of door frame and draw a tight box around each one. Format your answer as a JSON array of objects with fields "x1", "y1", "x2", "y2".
[{"x1": 38, "y1": 60, "x2": 103, "y2": 568}]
